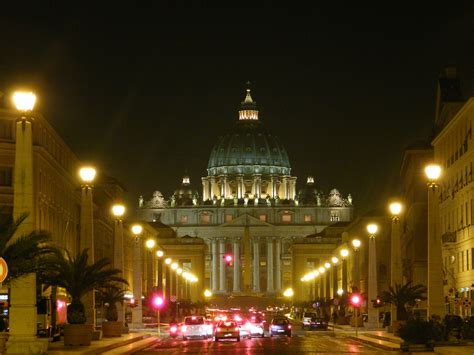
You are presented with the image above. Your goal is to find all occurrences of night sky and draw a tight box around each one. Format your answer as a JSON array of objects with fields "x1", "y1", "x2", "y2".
[{"x1": 1, "y1": 3, "x2": 473, "y2": 216}]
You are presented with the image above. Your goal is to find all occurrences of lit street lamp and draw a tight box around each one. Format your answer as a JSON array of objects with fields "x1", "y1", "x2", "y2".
[
  {"x1": 156, "y1": 250, "x2": 164, "y2": 296},
  {"x1": 424, "y1": 164, "x2": 445, "y2": 318},
  {"x1": 351, "y1": 239, "x2": 361, "y2": 291},
  {"x1": 389, "y1": 201, "x2": 403, "y2": 323},
  {"x1": 331, "y1": 256, "x2": 339, "y2": 299},
  {"x1": 366, "y1": 223, "x2": 378, "y2": 328},
  {"x1": 145, "y1": 239, "x2": 156, "y2": 295},
  {"x1": 111, "y1": 203, "x2": 126, "y2": 324},
  {"x1": 340, "y1": 248, "x2": 349, "y2": 292}
]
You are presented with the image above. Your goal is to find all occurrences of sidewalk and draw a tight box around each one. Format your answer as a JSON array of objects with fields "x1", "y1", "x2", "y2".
[{"x1": 47, "y1": 332, "x2": 154, "y2": 355}]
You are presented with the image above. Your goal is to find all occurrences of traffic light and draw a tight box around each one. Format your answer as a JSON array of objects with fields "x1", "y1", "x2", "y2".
[
  {"x1": 224, "y1": 254, "x2": 233, "y2": 266},
  {"x1": 152, "y1": 295, "x2": 164, "y2": 310},
  {"x1": 350, "y1": 293, "x2": 362, "y2": 307}
]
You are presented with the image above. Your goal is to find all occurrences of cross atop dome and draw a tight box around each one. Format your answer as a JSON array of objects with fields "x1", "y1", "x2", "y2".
[{"x1": 239, "y1": 82, "x2": 259, "y2": 120}]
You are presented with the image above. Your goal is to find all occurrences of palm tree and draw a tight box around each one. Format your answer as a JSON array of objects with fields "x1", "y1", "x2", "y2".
[
  {"x1": 381, "y1": 282, "x2": 427, "y2": 321},
  {"x1": 42, "y1": 249, "x2": 128, "y2": 324},
  {"x1": 97, "y1": 286, "x2": 128, "y2": 322},
  {"x1": 0, "y1": 213, "x2": 58, "y2": 283}
]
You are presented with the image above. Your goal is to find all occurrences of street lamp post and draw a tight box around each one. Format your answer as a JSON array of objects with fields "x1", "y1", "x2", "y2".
[
  {"x1": 389, "y1": 202, "x2": 403, "y2": 323},
  {"x1": 131, "y1": 224, "x2": 144, "y2": 329},
  {"x1": 367, "y1": 223, "x2": 379, "y2": 329},
  {"x1": 324, "y1": 262, "x2": 331, "y2": 300},
  {"x1": 156, "y1": 250, "x2": 164, "y2": 296},
  {"x1": 171, "y1": 262, "x2": 178, "y2": 316},
  {"x1": 112, "y1": 204, "x2": 126, "y2": 324},
  {"x1": 331, "y1": 257, "x2": 339, "y2": 299},
  {"x1": 425, "y1": 164, "x2": 446, "y2": 318},
  {"x1": 79, "y1": 166, "x2": 97, "y2": 328},
  {"x1": 340, "y1": 248, "x2": 349, "y2": 293},
  {"x1": 351, "y1": 239, "x2": 361, "y2": 291},
  {"x1": 8, "y1": 91, "x2": 49, "y2": 353},
  {"x1": 165, "y1": 258, "x2": 172, "y2": 301},
  {"x1": 145, "y1": 239, "x2": 156, "y2": 295}
]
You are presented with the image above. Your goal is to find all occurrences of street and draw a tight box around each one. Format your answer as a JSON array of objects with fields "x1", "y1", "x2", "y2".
[{"x1": 135, "y1": 328, "x2": 389, "y2": 354}]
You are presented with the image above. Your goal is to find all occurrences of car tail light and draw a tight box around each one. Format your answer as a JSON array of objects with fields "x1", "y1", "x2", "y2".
[
  {"x1": 170, "y1": 326, "x2": 177, "y2": 333},
  {"x1": 181, "y1": 325, "x2": 187, "y2": 332}
]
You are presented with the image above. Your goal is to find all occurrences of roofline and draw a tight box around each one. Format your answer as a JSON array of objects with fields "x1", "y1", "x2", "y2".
[{"x1": 432, "y1": 98, "x2": 474, "y2": 145}]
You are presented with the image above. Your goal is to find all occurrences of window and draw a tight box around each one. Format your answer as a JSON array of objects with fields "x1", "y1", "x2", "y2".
[
  {"x1": 0, "y1": 167, "x2": 12, "y2": 186},
  {"x1": 304, "y1": 215, "x2": 312, "y2": 222},
  {"x1": 180, "y1": 215, "x2": 188, "y2": 224},
  {"x1": 225, "y1": 214, "x2": 233, "y2": 223},
  {"x1": 330, "y1": 211, "x2": 340, "y2": 222},
  {"x1": 281, "y1": 214, "x2": 292, "y2": 223},
  {"x1": 259, "y1": 214, "x2": 267, "y2": 222},
  {"x1": 260, "y1": 261, "x2": 266, "y2": 267},
  {"x1": 200, "y1": 214, "x2": 210, "y2": 224}
]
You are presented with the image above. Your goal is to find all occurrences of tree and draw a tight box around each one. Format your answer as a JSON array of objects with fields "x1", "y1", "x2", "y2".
[
  {"x1": 381, "y1": 282, "x2": 427, "y2": 321},
  {"x1": 0, "y1": 213, "x2": 58, "y2": 283},
  {"x1": 42, "y1": 249, "x2": 128, "y2": 324},
  {"x1": 97, "y1": 286, "x2": 127, "y2": 322}
]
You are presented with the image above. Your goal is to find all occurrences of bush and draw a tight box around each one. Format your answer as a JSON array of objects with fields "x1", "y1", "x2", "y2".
[{"x1": 399, "y1": 317, "x2": 441, "y2": 344}]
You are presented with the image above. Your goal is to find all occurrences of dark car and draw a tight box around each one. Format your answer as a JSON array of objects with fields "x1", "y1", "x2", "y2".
[
  {"x1": 270, "y1": 317, "x2": 291, "y2": 337},
  {"x1": 308, "y1": 317, "x2": 328, "y2": 330}
]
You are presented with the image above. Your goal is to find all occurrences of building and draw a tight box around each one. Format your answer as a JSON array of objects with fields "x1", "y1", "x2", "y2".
[
  {"x1": 431, "y1": 68, "x2": 474, "y2": 316},
  {"x1": 138, "y1": 87, "x2": 354, "y2": 299}
]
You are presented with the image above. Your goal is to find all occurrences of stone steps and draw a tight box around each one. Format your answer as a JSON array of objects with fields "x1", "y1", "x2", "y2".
[
  {"x1": 101, "y1": 336, "x2": 158, "y2": 354},
  {"x1": 349, "y1": 334, "x2": 401, "y2": 351}
]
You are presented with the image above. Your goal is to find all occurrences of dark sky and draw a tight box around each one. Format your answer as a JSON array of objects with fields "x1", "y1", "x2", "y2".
[{"x1": 1, "y1": 3, "x2": 473, "y2": 215}]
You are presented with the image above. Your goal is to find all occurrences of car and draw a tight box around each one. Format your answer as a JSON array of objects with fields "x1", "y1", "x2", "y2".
[
  {"x1": 214, "y1": 320, "x2": 240, "y2": 342},
  {"x1": 233, "y1": 315, "x2": 250, "y2": 339},
  {"x1": 302, "y1": 312, "x2": 317, "y2": 329},
  {"x1": 169, "y1": 322, "x2": 180, "y2": 338},
  {"x1": 308, "y1": 317, "x2": 328, "y2": 330},
  {"x1": 204, "y1": 319, "x2": 214, "y2": 338},
  {"x1": 247, "y1": 315, "x2": 265, "y2": 337},
  {"x1": 181, "y1": 316, "x2": 209, "y2": 340},
  {"x1": 270, "y1": 317, "x2": 291, "y2": 337}
]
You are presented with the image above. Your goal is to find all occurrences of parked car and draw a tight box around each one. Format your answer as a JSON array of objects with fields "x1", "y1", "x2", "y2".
[
  {"x1": 270, "y1": 317, "x2": 291, "y2": 337},
  {"x1": 214, "y1": 320, "x2": 240, "y2": 342},
  {"x1": 308, "y1": 317, "x2": 328, "y2": 330},
  {"x1": 181, "y1": 316, "x2": 208, "y2": 340},
  {"x1": 302, "y1": 312, "x2": 317, "y2": 329}
]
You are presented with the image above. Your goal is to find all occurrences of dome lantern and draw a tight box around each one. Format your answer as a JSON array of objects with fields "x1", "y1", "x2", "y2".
[{"x1": 239, "y1": 84, "x2": 258, "y2": 121}]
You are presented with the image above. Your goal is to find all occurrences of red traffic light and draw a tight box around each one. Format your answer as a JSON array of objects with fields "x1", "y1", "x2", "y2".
[
  {"x1": 224, "y1": 254, "x2": 233, "y2": 263},
  {"x1": 350, "y1": 294, "x2": 362, "y2": 307},
  {"x1": 153, "y1": 296, "x2": 164, "y2": 309}
]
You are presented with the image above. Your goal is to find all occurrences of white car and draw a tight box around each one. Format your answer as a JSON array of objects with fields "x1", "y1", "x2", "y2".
[
  {"x1": 181, "y1": 316, "x2": 209, "y2": 340},
  {"x1": 302, "y1": 312, "x2": 317, "y2": 329}
]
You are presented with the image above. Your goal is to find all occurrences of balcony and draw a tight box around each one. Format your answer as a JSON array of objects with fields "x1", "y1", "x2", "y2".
[{"x1": 442, "y1": 232, "x2": 456, "y2": 244}]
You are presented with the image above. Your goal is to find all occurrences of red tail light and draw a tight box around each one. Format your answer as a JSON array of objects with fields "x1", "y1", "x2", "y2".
[
  {"x1": 170, "y1": 326, "x2": 177, "y2": 333},
  {"x1": 181, "y1": 325, "x2": 187, "y2": 332}
]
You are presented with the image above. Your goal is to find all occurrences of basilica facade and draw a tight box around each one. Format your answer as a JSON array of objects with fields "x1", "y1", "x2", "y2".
[{"x1": 137, "y1": 88, "x2": 354, "y2": 297}]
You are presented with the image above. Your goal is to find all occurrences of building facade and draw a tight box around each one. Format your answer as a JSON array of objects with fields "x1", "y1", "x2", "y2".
[{"x1": 138, "y1": 88, "x2": 354, "y2": 297}]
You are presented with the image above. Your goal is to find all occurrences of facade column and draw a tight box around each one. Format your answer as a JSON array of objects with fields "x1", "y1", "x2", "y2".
[
  {"x1": 267, "y1": 238, "x2": 274, "y2": 293},
  {"x1": 342, "y1": 259, "x2": 348, "y2": 292},
  {"x1": 427, "y1": 184, "x2": 446, "y2": 318},
  {"x1": 219, "y1": 239, "x2": 226, "y2": 293},
  {"x1": 237, "y1": 175, "x2": 243, "y2": 198},
  {"x1": 253, "y1": 174, "x2": 261, "y2": 198},
  {"x1": 253, "y1": 240, "x2": 260, "y2": 292},
  {"x1": 211, "y1": 239, "x2": 218, "y2": 292},
  {"x1": 131, "y1": 237, "x2": 143, "y2": 329},
  {"x1": 233, "y1": 240, "x2": 241, "y2": 293},
  {"x1": 281, "y1": 177, "x2": 288, "y2": 199},
  {"x1": 113, "y1": 219, "x2": 125, "y2": 323},
  {"x1": 269, "y1": 175, "x2": 275, "y2": 198},
  {"x1": 275, "y1": 239, "x2": 282, "y2": 291},
  {"x1": 201, "y1": 177, "x2": 209, "y2": 201},
  {"x1": 367, "y1": 235, "x2": 378, "y2": 328},
  {"x1": 332, "y1": 264, "x2": 338, "y2": 299},
  {"x1": 325, "y1": 271, "x2": 331, "y2": 299},
  {"x1": 210, "y1": 177, "x2": 218, "y2": 199},
  {"x1": 289, "y1": 177, "x2": 296, "y2": 200}
]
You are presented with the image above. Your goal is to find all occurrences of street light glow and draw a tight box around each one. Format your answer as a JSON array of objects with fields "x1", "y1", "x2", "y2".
[
  {"x1": 331, "y1": 256, "x2": 339, "y2": 264},
  {"x1": 204, "y1": 289, "x2": 212, "y2": 298},
  {"x1": 165, "y1": 258, "x2": 172, "y2": 265},
  {"x1": 324, "y1": 262, "x2": 331, "y2": 269},
  {"x1": 340, "y1": 249, "x2": 349, "y2": 258},
  {"x1": 367, "y1": 223, "x2": 378, "y2": 235},
  {"x1": 171, "y1": 262, "x2": 178, "y2": 270},
  {"x1": 389, "y1": 202, "x2": 402, "y2": 216},
  {"x1": 337, "y1": 289, "x2": 344, "y2": 296},
  {"x1": 145, "y1": 239, "x2": 155, "y2": 249},
  {"x1": 318, "y1": 266, "x2": 325, "y2": 273},
  {"x1": 177, "y1": 268, "x2": 183, "y2": 274},
  {"x1": 283, "y1": 288, "x2": 294, "y2": 298},
  {"x1": 111, "y1": 204, "x2": 125, "y2": 217},
  {"x1": 13, "y1": 91, "x2": 36, "y2": 111},
  {"x1": 79, "y1": 167, "x2": 96, "y2": 183},
  {"x1": 131, "y1": 224, "x2": 143, "y2": 235},
  {"x1": 425, "y1": 164, "x2": 441, "y2": 181},
  {"x1": 352, "y1": 239, "x2": 361, "y2": 249},
  {"x1": 156, "y1": 250, "x2": 164, "y2": 258}
]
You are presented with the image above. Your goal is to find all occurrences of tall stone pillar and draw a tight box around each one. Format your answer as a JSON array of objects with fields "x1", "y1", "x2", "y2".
[
  {"x1": 281, "y1": 177, "x2": 288, "y2": 199},
  {"x1": 243, "y1": 226, "x2": 252, "y2": 292},
  {"x1": 131, "y1": 237, "x2": 143, "y2": 329},
  {"x1": 427, "y1": 184, "x2": 446, "y2": 318},
  {"x1": 113, "y1": 218, "x2": 125, "y2": 323},
  {"x1": 325, "y1": 271, "x2": 331, "y2": 299},
  {"x1": 367, "y1": 236, "x2": 378, "y2": 328},
  {"x1": 202, "y1": 177, "x2": 209, "y2": 201},
  {"x1": 211, "y1": 239, "x2": 218, "y2": 292},
  {"x1": 237, "y1": 175, "x2": 243, "y2": 198},
  {"x1": 233, "y1": 240, "x2": 241, "y2": 293},
  {"x1": 8, "y1": 111, "x2": 49, "y2": 353},
  {"x1": 289, "y1": 177, "x2": 297, "y2": 200},
  {"x1": 210, "y1": 177, "x2": 218, "y2": 199},
  {"x1": 275, "y1": 239, "x2": 282, "y2": 291},
  {"x1": 219, "y1": 239, "x2": 226, "y2": 293},
  {"x1": 342, "y1": 259, "x2": 348, "y2": 292},
  {"x1": 253, "y1": 174, "x2": 261, "y2": 198},
  {"x1": 267, "y1": 238, "x2": 274, "y2": 293},
  {"x1": 332, "y1": 265, "x2": 338, "y2": 298},
  {"x1": 253, "y1": 239, "x2": 260, "y2": 292},
  {"x1": 269, "y1": 175, "x2": 275, "y2": 198}
]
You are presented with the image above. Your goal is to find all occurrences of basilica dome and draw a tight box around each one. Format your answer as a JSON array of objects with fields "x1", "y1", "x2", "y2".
[{"x1": 207, "y1": 89, "x2": 291, "y2": 177}]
